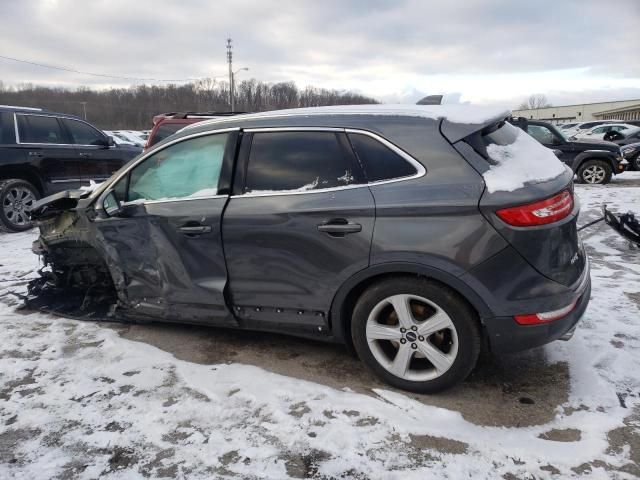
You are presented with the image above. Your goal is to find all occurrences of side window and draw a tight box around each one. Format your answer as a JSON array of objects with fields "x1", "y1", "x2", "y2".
[
  {"x1": 527, "y1": 125, "x2": 555, "y2": 144},
  {"x1": 0, "y1": 112, "x2": 16, "y2": 144},
  {"x1": 347, "y1": 133, "x2": 417, "y2": 182},
  {"x1": 17, "y1": 115, "x2": 66, "y2": 144},
  {"x1": 63, "y1": 119, "x2": 106, "y2": 145},
  {"x1": 244, "y1": 132, "x2": 359, "y2": 193},
  {"x1": 127, "y1": 133, "x2": 228, "y2": 202},
  {"x1": 592, "y1": 127, "x2": 606, "y2": 134}
]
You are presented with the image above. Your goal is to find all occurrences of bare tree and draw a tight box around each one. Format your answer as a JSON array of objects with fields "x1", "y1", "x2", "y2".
[
  {"x1": 0, "y1": 80, "x2": 378, "y2": 129},
  {"x1": 518, "y1": 94, "x2": 552, "y2": 110}
]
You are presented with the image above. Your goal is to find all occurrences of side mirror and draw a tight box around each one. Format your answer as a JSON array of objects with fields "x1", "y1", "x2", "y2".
[
  {"x1": 102, "y1": 190, "x2": 122, "y2": 217},
  {"x1": 107, "y1": 136, "x2": 116, "y2": 147}
]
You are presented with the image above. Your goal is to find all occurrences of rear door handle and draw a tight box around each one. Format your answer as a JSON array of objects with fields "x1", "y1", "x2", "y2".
[
  {"x1": 178, "y1": 225, "x2": 212, "y2": 236},
  {"x1": 78, "y1": 152, "x2": 92, "y2": 158},
  {"x1": 28, "y1": 151, "x2": 43, "y2": 157},
  {"x1": 317, "y1": 221, "x2": 362, "y2": 235}
]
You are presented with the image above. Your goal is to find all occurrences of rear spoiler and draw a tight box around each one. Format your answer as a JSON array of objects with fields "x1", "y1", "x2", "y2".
[{"x1": 440, "y1": 108, "x2": 511, "y2": 143}]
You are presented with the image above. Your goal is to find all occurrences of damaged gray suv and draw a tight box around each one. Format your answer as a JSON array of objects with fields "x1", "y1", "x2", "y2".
[{"x1": 29, "y1": 105, "x2": 591, "y2": 393}]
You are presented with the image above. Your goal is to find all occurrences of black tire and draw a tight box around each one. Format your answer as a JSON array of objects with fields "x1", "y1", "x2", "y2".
[
  {"x1": 632, "y1": 154, "x2": 640, "y2": 172},
  {"x1": 0, "y1": 179, "x2": 40, "y2": 233},
  {"x1": 351, "y1": 277, "x2": 481, "y2": 393},
  {"x1": 577, "y1": 160, "x2": 613, "y2": 185}
]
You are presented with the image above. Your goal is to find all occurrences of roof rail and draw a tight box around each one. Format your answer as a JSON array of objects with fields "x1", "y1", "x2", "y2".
[{"x1": 0, "y1": 105, "x2": 43, "y2": 111}]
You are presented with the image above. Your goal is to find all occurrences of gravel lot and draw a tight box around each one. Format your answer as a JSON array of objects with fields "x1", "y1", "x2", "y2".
[{"x1": 1, "y1": 173, "x2": 639, "y2": 479}]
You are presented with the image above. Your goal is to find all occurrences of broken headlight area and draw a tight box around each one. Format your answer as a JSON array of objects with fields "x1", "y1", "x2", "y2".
[{"x1": 23, "y1": 242, "x2": 120, "y2": 322}]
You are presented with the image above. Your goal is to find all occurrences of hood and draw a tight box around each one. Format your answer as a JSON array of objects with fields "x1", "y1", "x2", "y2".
[
  {"x1": 29, "y1": 189, "x2": 91, "y2": 220},
  {"x1": 568, "y1": 137, "x2": 619, "y2": 151}
]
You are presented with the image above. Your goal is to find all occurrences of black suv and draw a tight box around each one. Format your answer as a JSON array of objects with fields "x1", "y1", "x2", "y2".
[
  {"x1": 0, "y1": 105, "x2": 140, "y2": 232},
  {"x1": 30, "y1": 106, "x2": 590, "y2": 393},
  {"x1": 510, "y1": 118, "x2": 625, "y2": 184}
]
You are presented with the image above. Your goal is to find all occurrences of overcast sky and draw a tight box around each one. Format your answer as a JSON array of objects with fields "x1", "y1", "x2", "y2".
[{"x1": 1, "y1": 0, "x2": 639, "y2": 108}]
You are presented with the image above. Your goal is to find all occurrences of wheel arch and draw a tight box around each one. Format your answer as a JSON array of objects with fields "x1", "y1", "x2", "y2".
[
  {"x1": 0, "y1": 166, "x2": 46, "y2": 196},
  {"x1": 329, "y1": 262, "x2": 492, "y2": 347},
  {"x1": 573, "y1": 151, "x2": 616, "y2": 172}
]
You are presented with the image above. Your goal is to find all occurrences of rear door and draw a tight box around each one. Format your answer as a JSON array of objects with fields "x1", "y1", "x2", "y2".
[
  {"x1": 61, "y1": 117, "x2": 126, "y2": 184},
  {"x1": 15, "y1": 113, "x2": 81, "y2": 193},
  {"x1": 222, "y1": 129, "x2": 375, "y2": 328},
  {"x1": 94, "y1": 130, "x2": 238, "y2": 324}
]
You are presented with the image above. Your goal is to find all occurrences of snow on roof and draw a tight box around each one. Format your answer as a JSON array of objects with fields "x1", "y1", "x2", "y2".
[
  {"x1": 483, "y1": 123, "x2": 567, "y2": 193},
  {"x1": 186, "y1": 104, "x2": 511, "y2": 130}
]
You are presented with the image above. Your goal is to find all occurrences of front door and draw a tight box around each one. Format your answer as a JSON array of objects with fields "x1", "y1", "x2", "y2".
[
  {"x1": 15, "y1": 113, "x2": 81, "y2": 194},
  {"x1": 223, "y1": 129, "x2": 375, "y2": 328},
  {"x1": 60, "y1": 118, "x2": 126, "y2": 184},
  {"x1": 94, "y1": 131, "x2": 237, "y2": 324}
]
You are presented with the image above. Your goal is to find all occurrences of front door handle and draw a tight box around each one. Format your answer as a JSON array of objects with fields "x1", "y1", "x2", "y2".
[
  {"x1": 79, "y1": 152, "x2": 92, "y2": 158},
  {"x1": 317, "y1": 220, "x2": 362, "y2": 236},
  {"x1": 178, "y1": 225, "x2": 212, "y2": 236},
  {"x1": 28, "y1": 151, "x2": 43, "y2": 157}
]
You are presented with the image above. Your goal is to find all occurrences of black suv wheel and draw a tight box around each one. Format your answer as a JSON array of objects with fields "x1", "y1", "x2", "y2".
[
  {"x1": 351, "y1": 277, "x2": 481, "y2": 393},
  {"x1": 0, "y1": 179, "x2": 39, "y2": 232},
  {"x1": 577, "y1": 160, "x2": 613, "y2": 185}
]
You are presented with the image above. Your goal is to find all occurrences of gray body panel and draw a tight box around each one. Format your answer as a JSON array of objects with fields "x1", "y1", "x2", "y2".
[{"x1": 31, "y1": 108, "x2": 590, "y2": 353}]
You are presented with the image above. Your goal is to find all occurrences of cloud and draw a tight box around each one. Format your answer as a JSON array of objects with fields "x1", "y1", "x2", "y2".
[{"x1": 0, "y1": 0, "x2": 638, "y2": 107}]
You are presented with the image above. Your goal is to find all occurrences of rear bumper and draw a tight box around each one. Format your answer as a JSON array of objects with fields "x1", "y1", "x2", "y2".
[{"x1": 482, "y1": 260, "x2": 591, "y2": 354}]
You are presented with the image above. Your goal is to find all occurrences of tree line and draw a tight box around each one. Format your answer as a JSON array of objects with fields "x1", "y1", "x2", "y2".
[{"x1": 0, "y1": 79, "x2": 378, "y2": 129}]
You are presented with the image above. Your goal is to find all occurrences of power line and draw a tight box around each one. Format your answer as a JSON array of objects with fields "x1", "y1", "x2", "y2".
[{"x1": 0, "y1": 53, "x2": 226, "y2": 83}]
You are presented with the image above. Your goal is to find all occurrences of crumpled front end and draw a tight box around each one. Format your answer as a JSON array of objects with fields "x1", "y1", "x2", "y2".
[{"x1": 28, "y1": 198, "x2": 121, "y2": 321}]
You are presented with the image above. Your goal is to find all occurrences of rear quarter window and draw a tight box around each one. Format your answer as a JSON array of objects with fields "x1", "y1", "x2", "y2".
[{"x1": 347, "y1": 133, "x2": 417, "y2": 182}]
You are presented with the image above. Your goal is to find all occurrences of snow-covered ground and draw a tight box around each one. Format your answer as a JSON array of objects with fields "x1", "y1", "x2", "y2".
[{"x1": 1, "y1": 174, "x2": 639, "y2": 479}]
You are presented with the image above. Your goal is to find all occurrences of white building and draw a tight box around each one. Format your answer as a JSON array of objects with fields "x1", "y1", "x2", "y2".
[{"x1": 512, "y1": 99, "x2": 640, "y2": 125}]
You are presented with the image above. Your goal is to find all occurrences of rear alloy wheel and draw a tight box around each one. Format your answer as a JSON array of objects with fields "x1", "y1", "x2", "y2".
[
  {"x1": 0, "y1": 179, "x2": 39, "y2": 232},
  {"x1": 577, "y1": 160, "x2": 612, "y2": 185},
  {"x1": 634, "y1": 155, "x2": 640, "y2": 172},
  {"x1": 351, "y1": 278, "x2": 481, "y2": 393}
]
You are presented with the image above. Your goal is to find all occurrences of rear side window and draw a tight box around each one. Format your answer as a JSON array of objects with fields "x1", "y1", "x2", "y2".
[
  {"x1": 62, "y1": 118, "x2": 106, "y2": 145},
  {"x1": 149, "y1": 123, "x2": 184, "y2": 146},
  {"x1": 245, "y1": 132, "x2": 360, "y2": 193},
  {"x1": 17, "y1": 115, "x2": 66, "y2": 144},
  {"x1": 348, "y1": 133, "x2": 417, "y2": 182},
  {"x1": 0, "y1": 112, "x2": 16, "y2": 144},
  {"x1": 127, "y1": 133, "x2": 228, "y2": 202}
]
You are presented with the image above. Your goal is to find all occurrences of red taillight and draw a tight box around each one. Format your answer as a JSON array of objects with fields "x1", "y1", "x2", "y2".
[
  {"x1": 514, "y1": 297, "x2": 579, "y2": 325},
  {"x1": 496, "y1": 190, "x2": 574, "y2": 227}
]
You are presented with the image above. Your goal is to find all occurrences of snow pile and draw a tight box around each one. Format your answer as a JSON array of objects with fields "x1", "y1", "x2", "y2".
[{"x1": 484, "y1": 125, "x2": 567, "y2": 192}]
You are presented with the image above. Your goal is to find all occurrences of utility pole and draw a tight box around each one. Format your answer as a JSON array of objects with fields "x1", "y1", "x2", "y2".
[
  {"x1": 80, "y1": 101, "x2": 87, "y2": 120},
  {"x1": 226, "y1": 38, "x2": 234, "y2": 111}
]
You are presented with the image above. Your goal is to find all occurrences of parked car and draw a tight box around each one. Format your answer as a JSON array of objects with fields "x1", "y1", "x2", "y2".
[
  {"x1": 563, "y1": 120, "x2": 622, "y2": 138},
  {"x1": 103, "y1": 130, "x2": 142, "y2": 149},
  {"x1": 30, "y1": 105, "x2": 590, "y2": 393},
  {"x1": 0, "y1": 105, "x2": 140, "y2": 232},
  {"x1": 573, "y1": 123, "x2": 637, "y2": 141},
  {"x1": 612, "y1": 127, "x2": 640, "y2": 147},
  {"x1": 621, "y1": 142, "x2": 640, "y2": 171},
  {"x1": 145, "y1": 112, "x2": 241, "y2": 150},
  {"x1": 107, "y1": 130, "x2": 146, "y2": 148},
  {"x1": 509, "y1": 118, "x2": 625, "y2": 184},
  {"x1": 559, "y1": 122, "x2": 580, "y2": 131}
]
